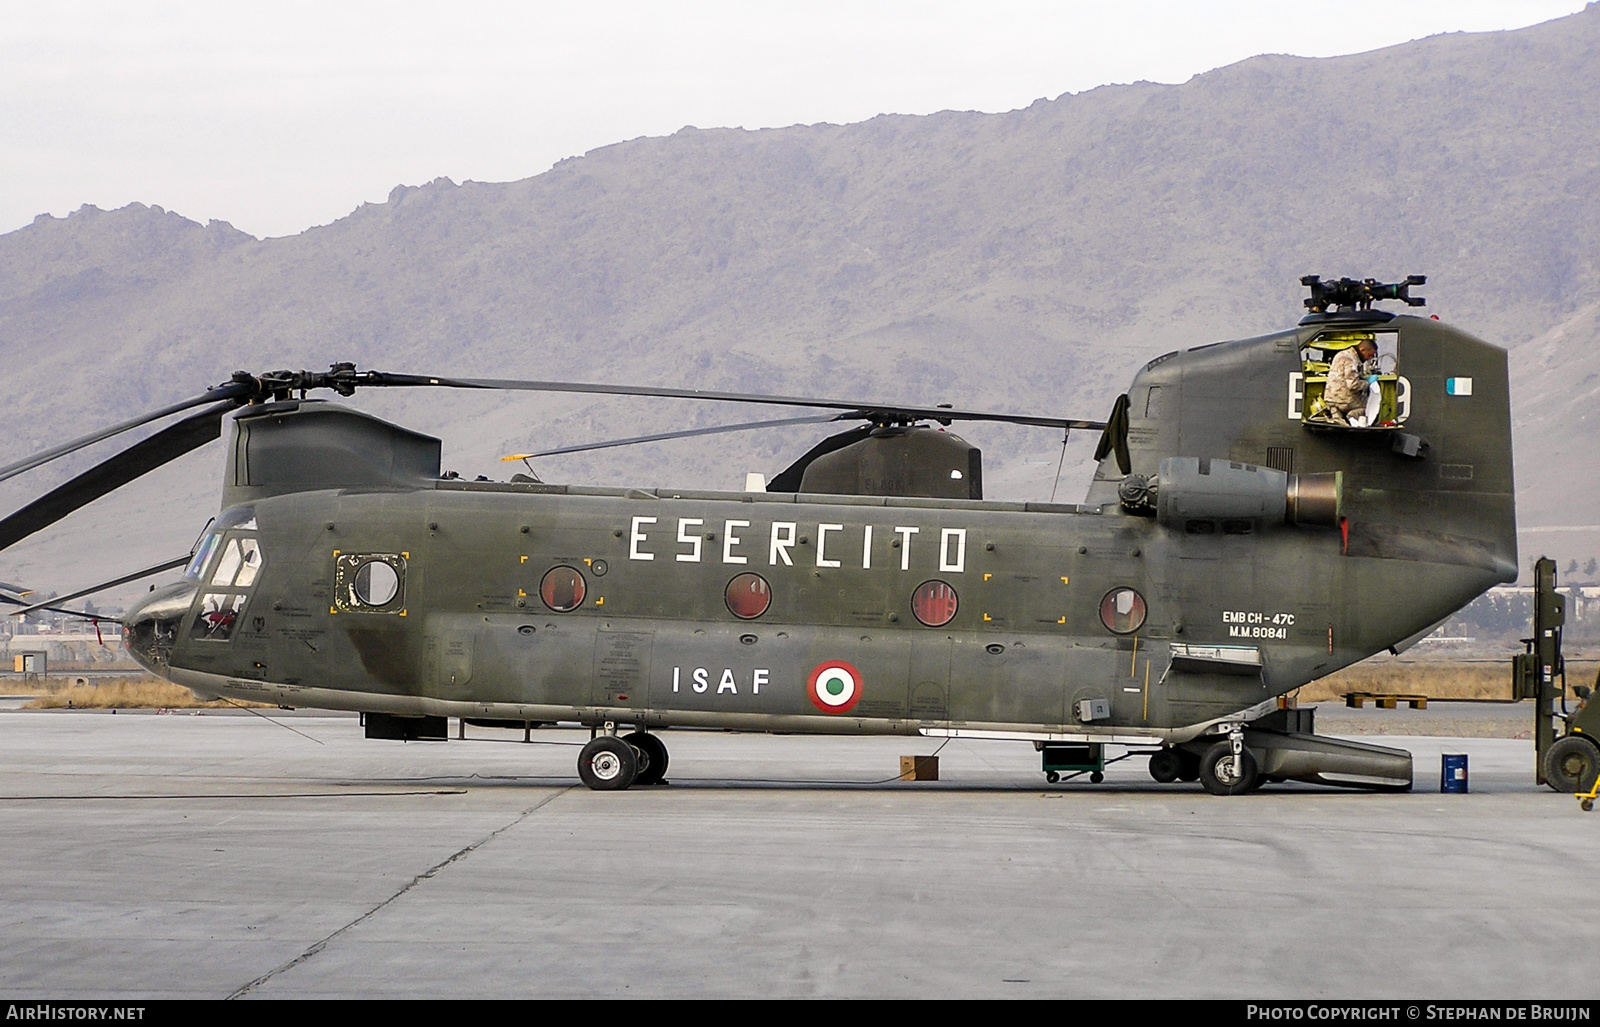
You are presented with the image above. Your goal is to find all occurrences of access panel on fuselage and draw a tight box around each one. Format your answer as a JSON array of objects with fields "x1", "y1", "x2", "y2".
[{"x1": 948, "y1": 636, "x2": 1066, "y2": 730}]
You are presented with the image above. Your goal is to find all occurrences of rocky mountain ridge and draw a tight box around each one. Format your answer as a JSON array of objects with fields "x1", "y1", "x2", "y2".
[{"x1": 3, "y1": 7, "x2": 1599, "y2": 597}]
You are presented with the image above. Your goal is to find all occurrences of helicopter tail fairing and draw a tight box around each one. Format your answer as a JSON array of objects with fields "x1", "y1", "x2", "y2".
[{"x1": 1087, "y1": 306, "x2": 1516, "y2": 677}]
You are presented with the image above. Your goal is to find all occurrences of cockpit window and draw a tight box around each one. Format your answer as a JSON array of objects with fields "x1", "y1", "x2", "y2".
[
  {"x1": 191, "y1": 593, "x2": 246, "y2": 641},
  {"x1": 211, "y1": 539, "x2": 243, "y2": 586},
  {"x1": 213, "y1": 506, "x2": 257, "y2": 531},
  {"x1": 233, "y1": 539, "x2": 263, "y2": 587},
  {"x1": 185, "y1": 532, "x2": 222, "y2": 580},
  {"x1": 197, "y1": 535, "x2": 265, "y2": 587}
]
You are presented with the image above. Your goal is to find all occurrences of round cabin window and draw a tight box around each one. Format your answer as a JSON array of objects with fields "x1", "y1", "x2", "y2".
[
  {"x1": 1099, "y1": 587, "x2": 1147, "y2": 634},
  {"x1": 911, "y1": 580, "x2": 959, "y2": 627},
  {"x1": 353, "y1": 560, "x2": 400, "y2": 607},
  {"x1": 540, "y1": 566, "x2": 587, "y2": 612},
  {"x1": 725, "y1": 573, "x2": 771, "y2": 619}
]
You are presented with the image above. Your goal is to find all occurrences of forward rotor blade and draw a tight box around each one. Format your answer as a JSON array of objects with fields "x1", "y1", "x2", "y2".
[
  {"x1": 363, "y1": 372, "x2": 1105, "y2": 432},
  {"x1": 0, "y1": 581, "x2": 34, "y2": 601},
  {"x1": 504, "y1": 414, "x2": 846, "y2": 460},
  {"x1": 0, "y1": 581, "x2": 121, "y2": 622},
  {"x1": 1, "y1": 597, "x2": 122, "y2": 622},
  {"x1": 0, "y1": 383, "x2": 249, "y2": 485},
  {"x1": 0, "y1": 401, "x2": 236, "y2": 555},
  {"x1": 7, "y1": 555, "x2": 188, "y2": 619}
]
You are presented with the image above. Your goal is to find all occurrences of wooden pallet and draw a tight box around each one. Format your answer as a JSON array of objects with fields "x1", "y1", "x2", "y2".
[{"x1": 1343, "y1": 692, "x2": 1428, "y2": 710}]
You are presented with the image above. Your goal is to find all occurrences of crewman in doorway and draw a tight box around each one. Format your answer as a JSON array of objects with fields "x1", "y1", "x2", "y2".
[{"x1": 1322, "y1": 337, "x2": 1378, "y2": 426}]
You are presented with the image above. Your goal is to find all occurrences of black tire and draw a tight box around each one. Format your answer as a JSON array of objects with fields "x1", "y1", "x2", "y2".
[
  {"x1": 1199, "y1": 740, "x2": 1258, "y2": 796},
  {"x1": 1045, "y1": 771, "x2": 1060, "y2": 784},
  {"x1": 1544, "y1": 735, "x2": 1600, "y2": 794},
  {"x1": 1176, "y1": 748, "x2": 1201, "y2": 782},
  {"x1": 625, "y1": 731, "x2": 669, "y2": 785},
  {"x1": 578, "y1": 736, "x2": 638, "y2": 791},
  {"x1": 1148, "y1": 749, "x2": 1181, "y2": 783},
  {"x1": 1090, "y1": 771, "x2": 1104, "y2": 784}
]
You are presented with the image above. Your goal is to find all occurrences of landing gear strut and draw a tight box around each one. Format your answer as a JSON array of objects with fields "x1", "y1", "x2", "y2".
[{"x1": 1199, "y1": 739, "x2": 1258, "y2": 795}]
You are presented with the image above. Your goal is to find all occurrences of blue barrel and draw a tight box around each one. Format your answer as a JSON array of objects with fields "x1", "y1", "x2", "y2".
[{"x1": 1441, "y1": 753, "x2": 1469, "y2": 793}]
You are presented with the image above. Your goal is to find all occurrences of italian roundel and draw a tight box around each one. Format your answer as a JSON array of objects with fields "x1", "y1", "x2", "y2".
[{"x1": 808, "y1": 660, "x2": 863, "y2": 714}]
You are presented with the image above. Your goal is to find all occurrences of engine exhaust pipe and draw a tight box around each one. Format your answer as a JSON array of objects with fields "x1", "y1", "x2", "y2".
[{"x1": 1286, "y1": 471, "x2": 1343, "y2": 528}]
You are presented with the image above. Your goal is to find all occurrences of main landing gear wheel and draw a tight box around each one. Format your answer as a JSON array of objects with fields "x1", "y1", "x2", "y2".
[
  {"x1": 1543, "y1": 735, "x2": 1600, "y2": 794},
  {"x1": 578, "y1": 736, "x2": 638, "y2": 791},
  {"x1": 1148, "y1": 748, "x2": 1182, "y2": 783},
  {"x1": 624, "y1": 731, "x2": 669, "y2": 785},
  {"x1": 1177, "y1": 749, "x2": 1201, "y2": 782},
  {"x1": 1199, "y1": 740, "x2": 1258, "y2": 796}
]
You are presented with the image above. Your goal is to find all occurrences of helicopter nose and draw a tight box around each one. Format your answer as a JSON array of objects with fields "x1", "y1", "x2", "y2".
[{"x1": 123, "y1": 581, "x2": 197, "y2": 671}]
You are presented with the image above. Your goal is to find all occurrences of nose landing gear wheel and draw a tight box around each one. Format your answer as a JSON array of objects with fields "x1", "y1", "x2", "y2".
[
  {"x1": 578, "y1": 736, "x2": 638, "y2": 791},
  {"x1": 624, "y1": 731, "x2": 669, "y2": 785},
  {"x1": 1199, "y1": 740, "x2": 1258, "y2": 796}
]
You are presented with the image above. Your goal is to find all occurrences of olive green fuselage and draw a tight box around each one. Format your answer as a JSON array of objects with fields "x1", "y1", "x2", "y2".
[
  {"x1": 138, "y1": 479, "x2": 1493, "y2": 743},
  {"x1": 126, "y1": 313, "x2": 1516, "y2": 742}
]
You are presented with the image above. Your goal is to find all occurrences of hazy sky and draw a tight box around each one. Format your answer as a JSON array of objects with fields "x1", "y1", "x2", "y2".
[{"x1": 1, "y1": 1, "x2": 1585, "y2": 239}]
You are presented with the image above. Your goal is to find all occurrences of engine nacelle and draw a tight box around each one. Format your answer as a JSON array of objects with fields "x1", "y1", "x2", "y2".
[{"x1": 1152, "y1": 457, "x2": 1342, "y2": 530}]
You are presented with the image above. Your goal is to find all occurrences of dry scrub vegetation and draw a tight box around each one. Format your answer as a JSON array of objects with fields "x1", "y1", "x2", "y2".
[
  {"x1": 22, "y1": 675, "x2": 271, "y2": 709},
  {"x1": 1298, "y1": 660, "x2": 1598, "y2": 703}
]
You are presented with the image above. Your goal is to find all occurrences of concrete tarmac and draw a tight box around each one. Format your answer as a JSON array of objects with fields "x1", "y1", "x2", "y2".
[{"x1": 0, "y1": 708, "x2": 1593, "y2": 999}]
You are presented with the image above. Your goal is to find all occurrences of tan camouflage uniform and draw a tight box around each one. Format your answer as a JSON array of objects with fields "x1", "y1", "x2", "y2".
[{"x1": 1323, "y1": 347, "x2": 1370, "y2": 416}]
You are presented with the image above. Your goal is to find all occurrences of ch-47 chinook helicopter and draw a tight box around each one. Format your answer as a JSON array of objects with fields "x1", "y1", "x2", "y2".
[{"x1": 1, "y1": 275, "x2": 1516, "y2": 796}]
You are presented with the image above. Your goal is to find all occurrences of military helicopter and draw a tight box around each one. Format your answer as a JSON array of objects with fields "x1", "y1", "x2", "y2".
[{"x1": 1, "y1": 275, "x2": 1516, "y2": 795}]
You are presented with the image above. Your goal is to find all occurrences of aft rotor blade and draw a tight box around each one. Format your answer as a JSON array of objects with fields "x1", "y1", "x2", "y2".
[
  {"x1": 364, "y1": 372, "x2": 1105, "y2": 432},
  {"x1": 0, "y1": 383, "x2": 249, "y2": 485},
  {"x1": 0, "y1": 401, "x2": 235, "y2": 555},
  {"x1": 504, "y1": 414, "x2": 847, "y2": 460},
  {"x1": 8, "y1": 555, "x2": 189, "y2": 619}
]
